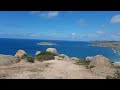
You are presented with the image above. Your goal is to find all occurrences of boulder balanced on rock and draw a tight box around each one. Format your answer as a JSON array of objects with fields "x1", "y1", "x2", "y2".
[
  {"x1": 15, "y1": 50, "x2": 28, "y2": 59},
  {"x1": 46, "y1": 48, "x2": 58, "y2": 55}
]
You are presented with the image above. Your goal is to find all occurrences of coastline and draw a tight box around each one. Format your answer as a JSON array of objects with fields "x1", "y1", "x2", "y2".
[
  {"x1": 112, "y1": 48, "x2": 120, "y2": 53},
  {"x1": 89, "y1": 44, "x2": 108, "y2": 47}
]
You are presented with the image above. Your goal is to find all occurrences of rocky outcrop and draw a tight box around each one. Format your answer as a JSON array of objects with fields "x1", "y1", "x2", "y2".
[
  {"x1": 15, "y1": 50, "x2": 28, "y2": 59},
  {"x1": 46, "y1": 48, "x2": 58, "y2": 55},
  {"x1": 64, "y1": 55, "x2": 71, "y2": 60},
  {"x1": 54, "y1": 56, "x2": 63, "y2": 60},
  {"x1": 35, "y1": 51, "x2": 41, "y2": 56},
  {"x1": 54, "y1": 54, "x2": 71, "y2": 60},
  {"x1": 85, "y1": 56, "x2": 93, "y2": 62},
  {"x1": 87, "y1": 55, "x2": 114, "y2": 77},
  {"x1": 0, "y1": 54, "x2": 20, "y2": 66},
  {"x1": 59, "y1": 54, "x2": 66, "y2": 58},
  {"x1": 88, "y1": 55, "x2": 112, "y2": 68},
  {"x1": 71, "y1": 57, "x2": 80, "y2": 61}
]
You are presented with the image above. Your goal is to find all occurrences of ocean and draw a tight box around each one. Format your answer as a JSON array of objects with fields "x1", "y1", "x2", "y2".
[{"x1": 0, "y1": 38, "x2": 120, "y2": 62}]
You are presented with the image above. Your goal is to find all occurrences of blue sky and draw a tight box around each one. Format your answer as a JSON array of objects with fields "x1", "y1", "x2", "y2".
[{"x1": 0, "y1": 11, "x2": 120, "y2": 41}]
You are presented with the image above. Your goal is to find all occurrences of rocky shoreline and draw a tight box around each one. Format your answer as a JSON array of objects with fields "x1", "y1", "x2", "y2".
[{"x1": 0, "y1": 48, "x2": 120, "y2": 79}]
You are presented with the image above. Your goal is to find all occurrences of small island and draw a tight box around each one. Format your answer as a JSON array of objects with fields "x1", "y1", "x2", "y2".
[
  {"x1": 37, "y1": 42, "x2": 56, "y2": 45},
  {"x1": 91, "y1": 41, "x2": 120, "y2": 52}
]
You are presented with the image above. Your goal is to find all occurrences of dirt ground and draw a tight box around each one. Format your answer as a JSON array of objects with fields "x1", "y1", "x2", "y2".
[{"x1": 0, "y1": 60, "x2": 105, "y2": 79}]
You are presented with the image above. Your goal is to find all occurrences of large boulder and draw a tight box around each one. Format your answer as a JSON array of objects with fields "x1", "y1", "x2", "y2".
[
  {"x1": 85, "y1": 56, "x2": 93, "y2": 62},
  {"x1": 71, "y1": 57, "x2": 80, "y2": 61},
  {"x1": 46, "y1": 48, "x2": 58, "y2": 55},
  {"x1": 64, "y1": 55, "x2": 71, "y2": 60},
  {"x1": 54, "y1": 56, "x2": 63, "y2": 60},
  {"x1": 15, "y1": 50, "x2": 28, "y2": 59},
  {"x1": 88, "y1": 55, "x2": 112, "y2": 68},
  {"x1": 0, "y1": 54, "x2": 20, "y2": 66},
  {"x1": 59, "y1": 54, "x2": 66, "y2": 58},
  {"x1": 35, "y1": 51, "x2": 41, "y2": 56},
  {"x1": 54, "y1": 54, "x2": 71, "y2": 60}
]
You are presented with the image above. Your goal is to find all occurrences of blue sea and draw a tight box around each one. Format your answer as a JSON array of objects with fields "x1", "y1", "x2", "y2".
[{"x1": 0, "y1": 38, "x2": 120, "y2": 62}]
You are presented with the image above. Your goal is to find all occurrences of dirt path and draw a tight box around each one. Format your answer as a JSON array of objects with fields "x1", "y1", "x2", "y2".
[
  {"x1": 41, "y1": 60, "x2": 105, "y2": 79},
  {"x1": 0, "y1": 60, "x2": 105, "y2": 79}
]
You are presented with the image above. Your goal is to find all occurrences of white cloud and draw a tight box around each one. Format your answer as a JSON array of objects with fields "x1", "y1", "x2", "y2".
[
  {"x1": 101, "y1": 25, "x2": 105, "y2": 28},
  {"x1": 77, "y1": 19, "x2": 86, "y2": 26},
  {"x1": 29, "y1": 11, "x2": 41, "y2": 15},
  {"x1": 111, "y1": 15, "x2": 120, "y2": 23},
  {"x1": 47, "y1": 11, "x2": 59, "y2": 17},
  {"x1": 87, "y1": 33, "x2": 97, "y2": 36},
  {"x1": 96, "y1": 31, "x2": 104, "y2": 34},
  {"x1": 29, "y1": 33, "x2": 41, "y2": 37},
  {"x1": 71, "y1": 33, "x2": 76, "y2": 36},
  {"x1": 30, "y1": 11, "x2": 59, "y2": 18}
]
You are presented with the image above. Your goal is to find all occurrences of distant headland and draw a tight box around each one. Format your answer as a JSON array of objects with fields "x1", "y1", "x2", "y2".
[
  {"x1": 91, "y1": 41, "x2": 120, "y2": 52},
  {"x1": 37, "y1": 42, "x2": 56, "y2": 45}
]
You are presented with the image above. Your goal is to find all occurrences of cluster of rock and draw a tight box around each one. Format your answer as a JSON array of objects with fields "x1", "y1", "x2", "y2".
[
  {"x1": 54, "y1": 54, "x2": 80, "y2": 61},
  {"x1": 14, "y1": 48, "x2": 80, "y2": 63}
]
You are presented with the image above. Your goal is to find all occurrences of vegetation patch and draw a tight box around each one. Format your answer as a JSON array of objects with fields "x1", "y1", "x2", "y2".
[
  {"x1": 26, "y1": 55, "x2": 34, "y2": 63},
  {"x1": 35, "y1": 52, "x2": 56, "y2": 62},
  {"x1": 75, "y1": 60, "x2": 91, "y2": 69}
]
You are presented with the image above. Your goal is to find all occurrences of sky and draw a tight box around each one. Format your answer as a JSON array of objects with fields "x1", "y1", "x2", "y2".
[{"x1": 0, "y1": 11, "x2": 120, "y2": 41}]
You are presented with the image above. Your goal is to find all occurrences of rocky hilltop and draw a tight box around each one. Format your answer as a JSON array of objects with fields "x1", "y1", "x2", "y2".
[{"x1": 0, "y1": 48, "x2": 119, "y2": 79}]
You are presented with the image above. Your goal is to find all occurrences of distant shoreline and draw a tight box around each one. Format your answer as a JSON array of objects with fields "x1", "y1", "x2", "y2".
[{"x1": 90, "y1": 41, "x2": 120, "y2": 52}]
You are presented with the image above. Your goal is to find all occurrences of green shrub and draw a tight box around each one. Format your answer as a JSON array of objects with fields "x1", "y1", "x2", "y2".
[
  {"x1": 35, "y1": 52, "x2": 56, "y2": 61},
  {"x1": 75, "y1": 60, "x2": 90, "y2": 69},
  {"x1": 26, "y1": 55, "x2": 34, "y2": 63},
  {"x1": 111, "y1": 61, "x2": 115, "y2": 63}
]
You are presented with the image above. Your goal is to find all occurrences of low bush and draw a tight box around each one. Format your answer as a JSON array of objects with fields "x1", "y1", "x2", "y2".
[
  {"x1": 35, "y1": 52, "x2": 56, "y2": 61},
  {"x1": 75, "y1": 60, "x2": 90, "y2": 69},
  {"x1": 26, "y1": 55, "x2": 34, "y2": 63}
]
